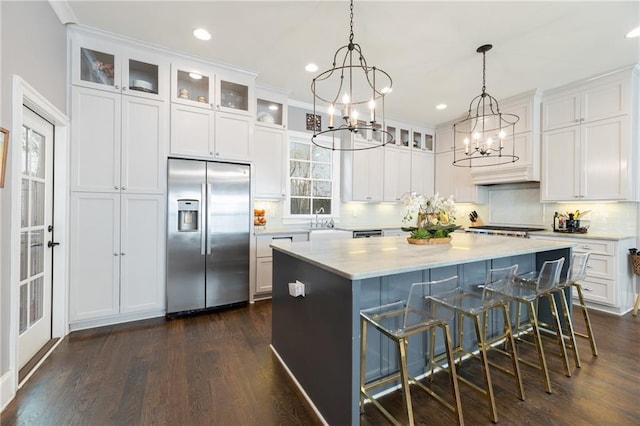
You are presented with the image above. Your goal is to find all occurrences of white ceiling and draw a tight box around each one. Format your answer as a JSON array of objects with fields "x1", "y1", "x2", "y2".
[{"x1": 63, "y1": 0, "x2": 640, "y2": 127}]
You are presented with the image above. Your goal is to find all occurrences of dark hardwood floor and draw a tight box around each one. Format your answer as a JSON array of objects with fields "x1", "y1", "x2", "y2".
[{"x1": 2, "y1": 301, "x2": 639, "y2": 425}]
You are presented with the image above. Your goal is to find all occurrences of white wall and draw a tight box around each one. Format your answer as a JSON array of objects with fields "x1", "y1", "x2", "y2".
[{"x1": 0, "y1": 0, "x2": 67, "y2": 377}]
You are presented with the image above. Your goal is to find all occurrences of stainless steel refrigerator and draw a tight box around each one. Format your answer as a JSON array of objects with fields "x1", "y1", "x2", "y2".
[{"x1": 166, "y1": 158, "x2": 250, "y2": 314}]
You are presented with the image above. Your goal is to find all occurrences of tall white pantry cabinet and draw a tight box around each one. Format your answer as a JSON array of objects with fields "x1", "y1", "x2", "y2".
[{"x1": 68, "y1": 29, "x2": 168, "y2": 328}]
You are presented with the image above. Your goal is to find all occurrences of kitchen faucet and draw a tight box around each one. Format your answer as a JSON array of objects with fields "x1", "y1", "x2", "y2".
[{"x1": 314, "y1": 207, "x2": 325, "y2": 228}]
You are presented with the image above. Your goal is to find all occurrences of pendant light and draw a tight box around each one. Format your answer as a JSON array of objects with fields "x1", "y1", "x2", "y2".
[
  {"x1": 452, "y1": 44, "x2": 519, "y2": 167},
  {"x1": 311, "y1": 0, "x2": 394, "y2": 151}
]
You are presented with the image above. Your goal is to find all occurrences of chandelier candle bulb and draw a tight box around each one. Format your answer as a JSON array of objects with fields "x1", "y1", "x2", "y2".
[
  {"x1": 369, "y1": 99, "x2": 376, "y2": 122},
  {"x1": 328, "y1": 104, "x2": 335, "y2": 128}
]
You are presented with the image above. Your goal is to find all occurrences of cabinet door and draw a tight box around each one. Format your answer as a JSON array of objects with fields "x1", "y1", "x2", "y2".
[
  {"x1": 542, "y1": 92, "x2": 581, "y2": 131},
  {"x1": 435, "y1": 127, "x2": 455, "y2": 153},
  {"x1": 216, "y1": 71, "x2": 255, "y2": 117},
  {"x1": 253, "y1": 126, "x2": 285, "y2": 199},
  {"x1": 171, "y1": 64, "x2": 215, "y2": 107},
  {"x1": 582, "y1": 78, "x2": 628, "y2": 123},
  {"x1": 215, "y1": 111, "x2": 252, "y2": 160},
  {"x1": 581, "y1": 116, "x2": 630, "y2": 200},
  {"x1": 69, "y1": 193, "x2": 120, "y2": 322},
  {"x1": 435, "y1": 151, "x2": 456, "y2": 200},
  {"x1": 121, "y1": 48, "x2": 168, "y2": 101},
  {"x1": 352, "y1": 142, "x2": 384, "y2": 201},
  {"x1": 170, "y1": 103, "x2": 215, "y2": 157},
  {"x1": 383, "y1": 146, "x2": 410, "y2": 202},
  {"x1": 256, "y1": 257, "x2": 273, "y2": 294},
  {"x1": 121, "y1": 96, "x2": 167, "y2": 194},
  {"x1": 120, "y1": 194, "x2": 165, "y2": 313},
  {"x1": 71, "y1": 37, "x2": 121, "y2": 92},
  {"x1": 410, "y1": 150, "x2": 434, "y2": 197},
  {"x1": 541, "y1": 126, "x2": 580, "y2": 201},
  {"x1": 71, "y1": 87, "x2": 121, "y2": 192}
]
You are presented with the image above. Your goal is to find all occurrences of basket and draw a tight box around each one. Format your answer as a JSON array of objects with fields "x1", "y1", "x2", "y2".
[{"x1": 631, "y1": 254, "x2": 640, "y2": 276}]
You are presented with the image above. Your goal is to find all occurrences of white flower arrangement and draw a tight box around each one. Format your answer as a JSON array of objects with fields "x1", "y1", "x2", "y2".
[{"x1": 401, "y1": 193, "x2": 460, "y2": 239}]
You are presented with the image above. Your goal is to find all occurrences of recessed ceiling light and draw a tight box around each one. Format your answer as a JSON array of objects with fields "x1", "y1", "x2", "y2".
[
  {"x1": 626, "y1": 26, "x2": 640, "y2": 38},
  {"x1": 436, "y1": 104, "x2": 447, "y2": 110},
  {"x1": 305, "y1": 63, "x2": 318, "y2": 72},
  {"x1": 193, "y1": 28, "x2": 211, "y2": 41},
  {"x1": 189, "y1": 72, "x2": 203, "y2": 80}
]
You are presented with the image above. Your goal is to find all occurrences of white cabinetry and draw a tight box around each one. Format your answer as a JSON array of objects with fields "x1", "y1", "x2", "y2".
[
  {"x1": 252, "y1": 233, "x2": 309, "y2": 301},
  {"x1": 434, "y1": 125, "x2": 487, "y2": 203},
  {"x1": 253, "y1": 87, "x2": 288, "y2": 199},
  {"x1": 529, "y1": 234, "x2": 636, "y2": 315},
  {"x1": 383, "y1": 145, "x2": 411, "y2": 202},
  {"x1": 541, "y1": 67, "x2": 637, "y2": 201},
  {"x1": 69, "y1": 193, "x2": 165, "y2": 323},
  {"x1": 410, "y1": 149, "x2": 435, "y2": 197},
  {"x1": 71, "y1": 31, "x2": 169, "y2": 101},
  {"x1": 169, "y1": 61, "x2": 255, "y2": 161},
  {"x1": 470, "y1": 90, "x2": 542, "y2": 184},
  {"x1": 342, "y1": 140, "x2": 384, "y2": 202},
  {"x1": 71, "y1": 86, "x2": 167, "y2": 194}
]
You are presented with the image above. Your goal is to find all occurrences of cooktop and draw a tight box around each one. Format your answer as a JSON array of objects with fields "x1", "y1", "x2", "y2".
[{"x1": 468, "y1": 225, "x2": 546, "y2": 232}]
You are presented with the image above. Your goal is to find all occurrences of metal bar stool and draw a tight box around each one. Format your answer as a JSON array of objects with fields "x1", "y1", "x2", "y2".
[
  {"x1": 511, "y1": 257, "x2": 568, "y2": 394},
  {"x1": 360, "y1": 276, "x2": 464, "y2": 426},
  {"x1": 558, "y1": 252, "x2": 597, "y2": 357},
  {"x1": 429, "y1": 265, "x2": 524, "y2": 423}
]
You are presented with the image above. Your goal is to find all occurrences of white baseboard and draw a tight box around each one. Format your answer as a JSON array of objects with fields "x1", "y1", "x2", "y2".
[
  {"x1": 1, "y1": 370, "x2": 16, "y2": 411},
  {"x1": 68, "y1": 309, "x2": 165, "y2": 332},
  {"x1": 269, "y1": 345, "x2": 328, "y2": 426}
]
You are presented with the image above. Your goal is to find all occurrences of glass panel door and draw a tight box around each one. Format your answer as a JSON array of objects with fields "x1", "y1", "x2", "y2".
[{"x1": 18, "y1": 107, "x2": 54, "y2": 369}]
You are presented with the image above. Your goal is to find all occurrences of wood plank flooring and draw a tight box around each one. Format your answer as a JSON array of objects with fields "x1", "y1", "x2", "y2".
[{"x1": 2, "y1": 301, "x2": 639, "y2": 425}]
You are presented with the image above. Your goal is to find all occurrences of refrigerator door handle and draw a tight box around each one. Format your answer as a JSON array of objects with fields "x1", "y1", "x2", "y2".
[
  {"x1": 200, "y1": 183, "x2": 206, "y2": 256},
  {"x1": 206, "y1": 183, "x2": 213, "y2": 255}
]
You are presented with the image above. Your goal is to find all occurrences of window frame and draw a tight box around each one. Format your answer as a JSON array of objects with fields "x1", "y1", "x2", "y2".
[{"x1": 284, "y1": 130, "x2": 341, "y2": 222}]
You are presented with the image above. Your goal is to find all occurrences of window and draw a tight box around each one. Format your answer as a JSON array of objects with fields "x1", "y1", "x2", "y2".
[{"x1": 287, "y1": 132, "x2": 339, "y2": 217}]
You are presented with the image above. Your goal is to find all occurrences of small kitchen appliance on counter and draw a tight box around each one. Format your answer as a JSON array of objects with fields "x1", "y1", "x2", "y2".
[{"x1": 553, "y1": 211, "x2": 589, "y2": 234}]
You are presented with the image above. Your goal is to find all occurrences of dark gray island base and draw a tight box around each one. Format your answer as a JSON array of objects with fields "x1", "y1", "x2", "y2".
[{"x1": 270, "y1": 233, "x2": 573, "y2": 425}]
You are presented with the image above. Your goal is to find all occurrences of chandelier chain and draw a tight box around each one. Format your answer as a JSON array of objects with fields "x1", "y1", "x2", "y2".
[
  {"x1": 349, "y1": 0, "x2": 354, "y2": 44},
  {"x1": 482, "y1": 50, "x2": 487, "y2": 94}
]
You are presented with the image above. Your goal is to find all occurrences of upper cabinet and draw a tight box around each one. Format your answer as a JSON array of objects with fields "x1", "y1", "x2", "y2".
[
  {"x1": 470, "y1": 89, "x2": 542, "y2": 185},
  {"x1": 169, "y1": 61, "x2": 256, "y2": 161},
  {"x1": 71, "y1": 32, "x2": 168, "y2": 101},
  {"x1": 253, "y1": 87, "x2": 288, "y2": 199},
  {"x1": 541, "y1": 66, "x2": 638, "y2": 202}
]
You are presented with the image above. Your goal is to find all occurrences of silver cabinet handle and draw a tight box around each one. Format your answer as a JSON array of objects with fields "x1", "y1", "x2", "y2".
[
  {"x1": 121, "y1": 186, "x2": 126, "y2": 190},
  {"x1": 115, "y1": 85, "x2": 120, "y2": 90},
  {"x1": 114, "y1": 185, "x2": 119, "y2": 190},
  {"x1": 586, "y1": 265, "x2": 593, "y2": 268},
  {"x1": 581, "y1": 245, "x2": 591, "y2": 249},
  {"x1": 114, "y1": 253, "x2": 119, "y2": 256},
  {"x1": 583, "y1": 287, "x2": 593, "y2": 292},
  {"x1": 122, "y1": 86, "x2": 127, "y2": 91},
  {"x1": 121, "y1": 252, "x2": 125, "y2": 256}
]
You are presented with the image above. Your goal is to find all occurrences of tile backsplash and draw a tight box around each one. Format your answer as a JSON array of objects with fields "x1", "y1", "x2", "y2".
[{"x1": 257, "y1": 183, "x2": 639, "y2": 237}]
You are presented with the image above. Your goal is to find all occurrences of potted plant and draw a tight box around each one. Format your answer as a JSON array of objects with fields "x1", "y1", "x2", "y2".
[{"x1": 401, "y1": 193, "x2": 461, "y2": 244}]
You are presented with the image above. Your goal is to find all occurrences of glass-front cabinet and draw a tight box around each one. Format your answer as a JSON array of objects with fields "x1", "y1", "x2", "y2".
[
  {"x1": 216, "y1": 70, "x2": 256, "y2": 117},
  {"x1": 71, "y1": 34, "x2": 167, "y2": 101},
  {"x1": 171, "y1": 63, "x2": 215, "y2": 109},
  {"x1": 256, "y1": 86, "x2": 287, "y2": 129}
]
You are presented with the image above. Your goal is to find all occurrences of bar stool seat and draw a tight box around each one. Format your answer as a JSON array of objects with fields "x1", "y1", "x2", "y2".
[
  {"x1": 510, "y1": 258, "x2": 568, "y2": 394},
  {"x1": 430, "y1": 265, "x2": 524, "y2": 423},
  {"x1": 360, "y1": 276, "x2": 464, "y2": 426}
]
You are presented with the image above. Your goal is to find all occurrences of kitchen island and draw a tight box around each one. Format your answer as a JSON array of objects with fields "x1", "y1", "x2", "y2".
[{"x1": 270, "y1": 233, "x2": 573, "y2": 425}]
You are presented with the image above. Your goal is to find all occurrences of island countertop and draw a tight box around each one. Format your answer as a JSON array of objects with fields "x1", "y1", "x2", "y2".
[{"x1": 271, "y1": 232, "x2": 575, "y2": 280}]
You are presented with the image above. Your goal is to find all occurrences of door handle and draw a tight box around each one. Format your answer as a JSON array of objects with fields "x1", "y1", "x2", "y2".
[
  {"x1": 206, "y1": 183, "x2": 212, "y2": 255},
  {"x1": 48, "y1": 241, "x2": 60, "y2": 248},
  {"x1": 201, "y1": 183, "x2": 206, "y2": 256}
]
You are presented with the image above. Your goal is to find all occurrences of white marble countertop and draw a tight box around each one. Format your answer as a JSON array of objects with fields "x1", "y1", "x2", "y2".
[
  {"x1": 271, "y1": 232, "x2": 574, "y2": 280},
  {"x1": 253, "y1": 227, "x2": 310, "y2": 236},
  {"x1": 530, "y1": 231, "x2": 636, "y2": 241}
]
